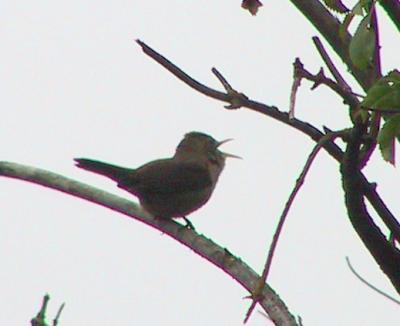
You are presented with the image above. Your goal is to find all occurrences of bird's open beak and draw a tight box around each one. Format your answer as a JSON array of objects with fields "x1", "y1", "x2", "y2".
[{"x1": 217, "y1": 139, "x2": 242, "y2": 159}]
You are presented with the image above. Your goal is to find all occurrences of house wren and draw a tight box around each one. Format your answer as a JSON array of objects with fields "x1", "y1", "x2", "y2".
[{"x1": 74, "y1": 132, "x2": 239, "y2": 228}]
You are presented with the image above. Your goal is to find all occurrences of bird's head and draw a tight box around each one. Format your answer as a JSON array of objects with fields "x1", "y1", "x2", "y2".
[{"x1": 175, "y1": 131, "x2": 241, "y2": 168}]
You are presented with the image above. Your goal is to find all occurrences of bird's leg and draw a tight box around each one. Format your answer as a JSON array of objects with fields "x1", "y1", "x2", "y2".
[
  {"x1": 182, "y1": 217, "x2": 195, "y2": 230},
  {"x1": 154, "y1": 215, "x2": 195, "y2": 230}
]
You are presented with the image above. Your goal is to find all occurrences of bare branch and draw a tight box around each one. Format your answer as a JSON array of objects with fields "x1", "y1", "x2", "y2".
[
  {"x1": 0, "y1": 161, "x2": 297, "y2": 326},
  {"x1": 363, "y1": 178, "x2": 400, "y2": 244},
  {"x1": 292, "y1": 57, "x2": 360, "y2": 108},
  {"x1": 211, "y1": 67, "x2": 234, "y2": 92},
  {"x1": 211, "y1": 67, "x2": 249, "y2": 109},
  {"x1": 312, "y1": 37, "x2": 356, "y2": 100},
  {"x1": 244, "y1": 130, "x2": 345, "y2": 323},
  {"x1": 341, "y1": 125, "x2": 400, "y2": 293},
  {"x1": 136, "y1": 39, "x2": 227, "y2": 101},
  {"x1": 290, "y1": 0, "x2": 376, "y2": 89},
  {"x1": 53, "y1": 302, "x2": 65, "y2": 326}
]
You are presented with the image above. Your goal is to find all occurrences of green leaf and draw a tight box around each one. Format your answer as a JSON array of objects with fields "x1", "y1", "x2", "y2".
[
  {"x1": 322, "y1": 0, "x2": 349, "y2": 13},
  {"x1": 349, "y1": 14, "x2": 376, "y2": 70},
  {"x1": 362, "y1": 70, "x2": 400, "y2": 110},
  {"x1": 360, "y1": 0, "x2": 373, "y2": 10},
  {"x1": 378, "y1": 114, "x2": 400, "y2": 164},
  {"x1": 352, "y1": 2, "x2": 365, "y2": 16},
  {"x1": 351, "y1": 0, "x2": 373, "y2": 16}
]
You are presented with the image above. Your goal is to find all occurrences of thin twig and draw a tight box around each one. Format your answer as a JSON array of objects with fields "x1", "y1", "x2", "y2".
[
  {"x1": 293, "y1": 57, "x2": 360, "y2": 108},
  {"x1": 312, "y1": 36, "x2": 353, "y2": 94},
  {"x1": 53, "y1": 303, "x2": 65, "y2": 326},
  {"x1": 359, "y1": 2, "x2": 383, "y2": 168},
  {"x1": 363, "y1": 177, "x2": 400, "y2": 244},
  {"x1": 346, "y1": 257, "x2": 400, "y2": 305},
  {"x1": 211, "y1": 67, "x2": 249, "y2": 109},
  {"x1": 136, "y1": 39, "x2": 227, "y2": 102},
  {"x1": 289, "y1": 59, "x2": 302, "y2": 119},
  {"x1": 243, "y1": 130, "x2": 346, "y2": 323},
  {"x1": 211, "y1": 67, "x2": 233, "y2": 92},
  {"x1": 370, "y1": 3, "x2": 382, "y2": 80}
]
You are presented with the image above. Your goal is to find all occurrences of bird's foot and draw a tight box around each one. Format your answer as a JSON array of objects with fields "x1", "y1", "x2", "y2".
[{"x1": 182, "y1": 217, "x2": 195, "y2": 230}]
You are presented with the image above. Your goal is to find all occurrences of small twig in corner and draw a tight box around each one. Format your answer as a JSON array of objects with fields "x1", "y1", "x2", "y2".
[
  {"x1": 312, "y1": 36, "x2": 352, "y2": 91},
  {"x1": 243, "y1": 130, "x2": 345, "y2": 323},
  {"x1": 136, "y1": 39, "x2": 227, "y2": 102},
  {"x1": 211, "y1": 67, "x2": 233, "y2": 92},
  {"x1": 53, "y1": 302, "x2": 66, "y2": 326},
  {"x1": 136, "y1": 39, "x2": 249, "y2": 110},
  {"x1": 211, "y1": 67, "x2": 248, "y2": 109},
  {"x1": 346, "y1": 257, "x2": 400, "y2": 305},
  {"x1": 292, "y1": 57, "x2": 360, "y2": 109},
  {"x1": 289, "y1": 59, "x2": 303, "y2": 119}
]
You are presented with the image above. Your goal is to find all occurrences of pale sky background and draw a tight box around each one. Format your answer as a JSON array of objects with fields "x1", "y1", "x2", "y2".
[{"x1": 1, "y1": 1, "x2": 399, "y2": 325}]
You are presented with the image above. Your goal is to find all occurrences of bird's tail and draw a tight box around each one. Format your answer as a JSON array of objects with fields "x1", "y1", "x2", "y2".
[{"x1": 74, "y1": 158, "x2": 133, "y2": 182}]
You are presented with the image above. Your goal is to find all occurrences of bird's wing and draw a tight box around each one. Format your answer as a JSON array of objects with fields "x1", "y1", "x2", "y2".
[{"x1": 118, "y1": 160, "x2": 212, "y2": 195}]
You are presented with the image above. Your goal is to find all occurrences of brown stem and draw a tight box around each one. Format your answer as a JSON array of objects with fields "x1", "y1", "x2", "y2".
[
  {"x1": 244, "y1": 131, "x2": 344, "y2": 323},
  {"x1": 312, "y1": 37, "x2": 353, "y2": 94},
  {"x1": 293, "y1": 57, "x2": 360, "y2": 108}
]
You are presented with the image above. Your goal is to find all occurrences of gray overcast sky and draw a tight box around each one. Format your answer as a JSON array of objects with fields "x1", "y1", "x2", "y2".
[{"x1": 1, "y1": 1, "x2": 399, "y2": 325}]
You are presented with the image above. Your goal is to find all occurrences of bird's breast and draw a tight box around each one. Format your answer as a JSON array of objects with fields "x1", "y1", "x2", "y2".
[{"x1": 140, "y1": 187, "x2": 214, "y2": 218}]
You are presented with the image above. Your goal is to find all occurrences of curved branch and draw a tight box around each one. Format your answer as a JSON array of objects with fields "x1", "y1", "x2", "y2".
[
  {"x1": 379, "y1": 0, "x2": 400, "y2": 32},
  {"x1": 362, "y1": 177, "x2": 400, "y2": 242},
  {"x1": 136, "y1": 39, "x2": 343, "y2": 161},
  {"x1": 136, "y1": 40, "x2": 400, "y2": 244},
  {"x1": 0, "y1": 161, "x2": 298, "y2": 326},
  {"x1": 340, "y1": 126, "x2": 400, "y2": 293},
  {"x1": 312, "y1": 37, "x2": 354, "y2": 95},
  {"x1": 346, "y1": 257, "x2": 400, "y2": 305},
  {"x1": 244, "y1": 131, "x2": 345, "y2": 323}
]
